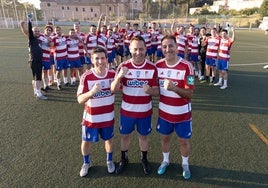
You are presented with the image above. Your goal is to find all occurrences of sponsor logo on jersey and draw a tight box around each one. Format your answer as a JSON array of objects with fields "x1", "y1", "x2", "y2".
[
  {"x1": 127, "y1": 79, "x2": 148, "y2": 87},
  {"x1": 93, "y1": 90, "x2": 112, "y2": 98}
]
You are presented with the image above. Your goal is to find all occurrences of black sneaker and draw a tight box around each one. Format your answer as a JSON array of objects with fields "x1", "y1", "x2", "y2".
[
  {"x1": 141, "y1": 159, "x2": 151, "y2": 175},
  {"x1": 45, "y1": 86, "x2": 53, "y2": 90},
  {"x1": 115, "y1": 159, "x2": 128, "y2": 174},
  {"x1": 64, "y1": 82, "x2": 70, "y2": 87},
  {"x1": 41, "y1": 87, "x2": 48, "y2": 92}
]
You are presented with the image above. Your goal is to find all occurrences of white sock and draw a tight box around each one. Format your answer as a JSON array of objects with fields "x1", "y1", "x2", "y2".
[
  {"x1": 57, "y1": 78, "x2": 61, "y2": 86},
  {"x1": 223, "y1": 79, "x2": 227, "y2": 86},
  {"x1": 63, "y1": 77, "x2": 68, "y2": 84},
  {"x1": 182, "y1": 156, "x2": 189, "y2": 165},
  {"x1": 218, "y1": 77, "x2": 223, "y2": 84},
  {"x1": 163, "y1": 152, "x2": 170, "y2": 163}
]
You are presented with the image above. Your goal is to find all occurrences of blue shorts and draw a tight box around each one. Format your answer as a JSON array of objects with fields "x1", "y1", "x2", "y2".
[
  {"x1": 178, "y1": 53, "x2": 185, "y2": 58},
  {"x1": 84, "y1": 57, "x2": 92, "y2": 65},
  {"x1": 68, "y1": 59, "x2": 82, "y2": 69},
  {"x1": 55, "y1": 59, "x2": 68, "y2": 70},
  {"x1": 157, "y1": 49, "x2": 164, "y2": 58},
  {"x1": 217, "y1": 59, "x2": 229, "y2": 71},
  {"x1": 82, "y1": 125, "x2": 114, "y2": 142},
  {"x1": 42, "y1": 61, "x2": 51, "y2": 70},
  {"x1": 205, "y1": 57, "x2": 217, "y2": 66},
  {"x1": 147, "y1": 48, "x2": 153, "y2": 56},
  {"x1": 124, "y1": 46, "x2": 130, "y2": 57},
  {"x1": 80, "y1": 56, "x2": 86, "y2": 64},
  {"x1": 152, "y1": 45, "x2": 157, "y2": 54},
  {"x1": 156, "y1": 117, "x2": 192, "y2": 139},
  {"x1": 119, "y1": 115, "x2": 152, "y2": 136},
  {"x1": 108, "y1": 52, "x2": 115, "y2": 63},
  {"x1": 116, "y1": 46, "x2": 124, "y2": 57},
  {"x1": 190, "y1": 54, "x2": 198, "y2": 62},
  {"x1": 50, "y1": 55, "x2": 55, "y2": 65}
]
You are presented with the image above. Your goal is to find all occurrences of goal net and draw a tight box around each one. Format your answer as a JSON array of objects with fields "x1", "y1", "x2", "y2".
[{"x1": 0, "y1": 17, "x2": 14, "y2": 29}]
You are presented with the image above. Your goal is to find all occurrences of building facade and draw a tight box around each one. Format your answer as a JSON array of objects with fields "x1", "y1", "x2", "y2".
[
  {"x1": 190, "y1": 0, "x2": 264, "y2": 14},
  {"x1": 40, "y1": 0, "x2": 143, "y2": 21}
]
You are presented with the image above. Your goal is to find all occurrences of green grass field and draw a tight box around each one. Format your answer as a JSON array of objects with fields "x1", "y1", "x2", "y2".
[{"x1": 0, "y1": 28, "x2": 267, "y2": 188}]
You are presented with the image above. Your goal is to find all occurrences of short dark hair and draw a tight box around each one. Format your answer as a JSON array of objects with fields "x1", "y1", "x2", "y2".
[
  {"x1": 161, "y1": 35, "x2": 176, "y2": 44},
  {"x1": 130, "y1": 36, "x2": 146, "y2": 47},
  {"x1": 91, "y1": 47, "x2": 107, "y2": 58}
]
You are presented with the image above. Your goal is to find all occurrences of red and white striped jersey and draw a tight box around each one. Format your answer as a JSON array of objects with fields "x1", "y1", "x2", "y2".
[
  {"x1": 124, "y1": 29, "x2": 133, "y2": 46},
  {"x1": 116, "y1": 59, "x2": 158, "y2": 118},
  {"x1": 38, "y1": 34, "x2": 51, "y2": 62},
  {"x1": 156, "y1": 33, "x2": 165, "y2": 50},
  {"x1": 175, "y1": 34, "x2": 188, "y2": 55},
  {"x1": 77, "y1": 69, "x2": 115, "y2": 128},
  {"x1": 106, "y1": 36, "x2": 117, "y2": 54},
  {"x1": 186, "y1": 33, "x2": 194, "y2": 51},
  {"x1": 205, "y1": 36, "x2": 221, "y2": 58},
  {"x1": 98, "y1": 33, "x2": 107, "y2": 49},
  {"x1": 52, "y1": 35, "x2": 67, "y2": 60},
  {"x1": 155, "y1": 58, "x2": 195, "y2": 123},
  {"x1": 76, "y1": 32, "x2": 86, "y2": 57},
  {"x1": 66, "y1": 37, "x2": 80, "y2": 61},
  {"x1": 148, "y1": 28, "x2": 159, "y2": 46},
  {"x1": 113, "y1": 32, "x2": 124, "y2": 46},
  {"x1": 218, "y1": 38, "x2": 234, "y2": 61},
  {"x1": 84, "y1": 33, "x2": 97, "y2": 54},
  {"x1": 141, "y1": 32, "x2": 152, "y2": 49},
  {"x1": 190, "y1": 35, "x2": 199, "y2": 55}
]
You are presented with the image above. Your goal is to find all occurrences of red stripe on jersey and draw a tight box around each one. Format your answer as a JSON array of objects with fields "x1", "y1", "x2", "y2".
[{"x1": 159, "y1": 109, "x2": 192, "y2": 123}]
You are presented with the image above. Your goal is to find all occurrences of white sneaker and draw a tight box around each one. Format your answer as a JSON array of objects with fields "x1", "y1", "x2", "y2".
[
  {"x1": 80, "y1": 163, "x2": 92, "y2": 177},
  {"x1": 199, "y1": 76, "x2": 204, "y2": 80},
  {"x1": 214, "y1": 82, "x2": 222, "y2": 86},
  {"x1": 107, "y1": 161, "x2": 115, "y2": 174},
  {"x1": 182, "y1": 164, "x2": 191, "y2": 180},
  {"x1": 36, "y1": 94, "x2": 48, "y2": 100},
  {"x1": 220, "y1": 85, "x2": 228, "y2": 90}
]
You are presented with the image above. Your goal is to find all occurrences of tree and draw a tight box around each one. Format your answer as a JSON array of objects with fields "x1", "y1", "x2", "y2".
[{"x1": 259, "y1": 0, "x2": 268, "y2": 18}]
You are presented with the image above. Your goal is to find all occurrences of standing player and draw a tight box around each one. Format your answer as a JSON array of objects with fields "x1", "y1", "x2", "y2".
[
  {"x1": 189, "y1": 27, "x2": 200, "y2": 78},
  {"x1": 201, "y1": 28, "x2": 220, "y2": 85},
  {"x1": 112, "y1": 25, "x2": 124, "y2": 66},
  {"x1": 66, "y1": 28, "x2": 83, "y2": 86},
  {"x1": 111, "y1": 36, "x2": 159, "y2": 175},
  {"x1": 74, "y1": 22, "x2": 86, "y2": 78},
  {"x1": 140, "y1": 25, "x2": 153, "y2": 61},
  {"x1": 155, "y1": 27, "x2": 165, "y2": 61},
  {"x1": 51, "y1": 26, "x2": 68, "y2": 90},
  {"x1": 106, "y1": 29, "x2": 117, "y2": 69},
  {"x1": 155, "y1": 35, "x2": 195, "y2": 180},
  {"x1": 77, "y1": 47, "x2": 116, "y2": 177},
  {"x1": 198, "y1": 27, "x2": 208, "y2": 81},
  {"x1": 171, "y1": 23, "x2": 188, "y2": 59},
  {"x1": 20, "y1": 18, "x2": 47, "y2": 100},
  {"x1": 148, "y1": 22, "x2": 159, "y2": 62},
  {"x1": 39, "y1": 25, "x2": 53, "y2": 91},
  {"x1": 214, "y1": 27, "x2": 235, "y2": 89},
  {"x1": 84, "y1": 24, "x2": 98, "y2": 70}
]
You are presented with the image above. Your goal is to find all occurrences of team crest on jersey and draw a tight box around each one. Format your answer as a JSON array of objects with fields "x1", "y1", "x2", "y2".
[
  {"x1": 187, "y1": 76, "x2": 195, "y2": 85},
  {"x1": 136, "y1": 71, "x2": 141, "y2": 78}
]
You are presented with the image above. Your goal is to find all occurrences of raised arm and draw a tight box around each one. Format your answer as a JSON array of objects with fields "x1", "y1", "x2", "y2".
[{"x1": 20, "y1": 21, "x2": 29, "y2": 36}]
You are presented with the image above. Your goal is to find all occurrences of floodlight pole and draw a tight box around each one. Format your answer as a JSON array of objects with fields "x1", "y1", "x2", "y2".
[
  {"x1": 1, "y1": 0, "x2": 8, "y2": 28},
  {"x1": 13, "y1": 0, "x2": 19, "y2": 27}
]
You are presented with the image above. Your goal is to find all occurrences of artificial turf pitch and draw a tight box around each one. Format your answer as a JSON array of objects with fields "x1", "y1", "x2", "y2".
[{"x1": 0, "y1": 28, "x2": 267, "y2": 188}]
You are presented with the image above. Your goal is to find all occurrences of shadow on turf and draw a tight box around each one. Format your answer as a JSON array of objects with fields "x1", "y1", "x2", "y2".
[
  {"x1": 192, "y1": 70, "x2": 268, "y2": 115},
  {"x1": 82, "y1": 163, "x2": 268, "y2": 188}
]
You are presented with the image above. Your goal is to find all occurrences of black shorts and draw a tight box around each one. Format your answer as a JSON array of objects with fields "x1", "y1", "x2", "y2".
[{"x1": 29, "y1": 59, "x2": 42, "y2": 81}]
